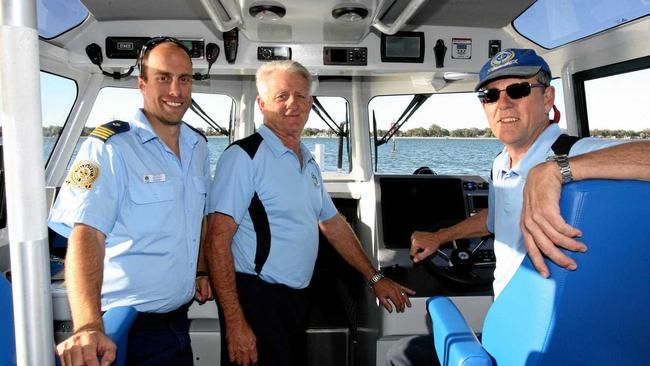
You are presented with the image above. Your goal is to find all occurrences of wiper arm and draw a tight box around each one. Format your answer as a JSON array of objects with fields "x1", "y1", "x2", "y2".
[
  {"x1": 376, "y1": 94, "x2": 431, "y2": 146},
  {"x1": 190, "y1": 98, "x2": 229, "y2": 136},
  {"x1": 311, "y1": 97, "x2": 346, "y2": 137}
]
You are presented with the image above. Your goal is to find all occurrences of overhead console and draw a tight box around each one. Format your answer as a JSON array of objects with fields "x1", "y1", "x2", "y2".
[{"x1": 105, "y1": 37, "x2": 206, "y2": 59}]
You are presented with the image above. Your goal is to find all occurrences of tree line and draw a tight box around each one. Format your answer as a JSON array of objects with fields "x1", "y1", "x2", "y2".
[{"x1": 21, "y1": 124, "x2": 650, "y2": 139}]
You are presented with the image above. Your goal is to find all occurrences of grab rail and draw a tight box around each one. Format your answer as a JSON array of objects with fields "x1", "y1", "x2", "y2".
[
  {"x1": 372, "y1": 0, "x2": 427, "y2": 35},
  {"x1": 200, "y1": 0, "x2": 243, "y2": 32}
]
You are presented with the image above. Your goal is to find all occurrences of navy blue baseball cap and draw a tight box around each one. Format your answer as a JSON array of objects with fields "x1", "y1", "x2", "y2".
[{"x1": 475, "y1": 48, "x2": 551, "y2": 91}]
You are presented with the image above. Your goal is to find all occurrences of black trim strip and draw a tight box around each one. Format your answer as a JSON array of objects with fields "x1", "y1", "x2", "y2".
[{"x1": 249, "y1": 192, "x2": 271, "y2": 274}]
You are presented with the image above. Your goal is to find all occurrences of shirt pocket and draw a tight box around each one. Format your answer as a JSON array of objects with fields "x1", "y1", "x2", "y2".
[{"x1": 129, "y1": 181, "x2": 175, "y2": 204}]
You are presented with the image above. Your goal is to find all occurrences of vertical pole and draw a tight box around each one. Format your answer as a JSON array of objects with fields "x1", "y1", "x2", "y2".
[{"x1": 1, "y1": 0, "x2": 55, "y2": 365}]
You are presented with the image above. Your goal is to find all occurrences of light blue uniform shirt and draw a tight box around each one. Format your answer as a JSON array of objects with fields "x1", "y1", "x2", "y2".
[
  {"x1": 208, "y1": 125, "x2": 337, "y2": 289},
  {"x1": 487, "y1": 123, "x2": 625, "y2": 298},
  {"x1": 49, "y1": 110, "x2": 210, "y2": 313}
]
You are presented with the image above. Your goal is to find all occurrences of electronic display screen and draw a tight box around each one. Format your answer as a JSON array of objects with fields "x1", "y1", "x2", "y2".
[
  {"x1": 330, "y1": 48, "x2": 347, "y2": 62},
  {"x1": 385, "y1": 37, "x2": 421, "y2": 57},
  {"x1": 381, "y1": 31, "x2": 425, "y2": 63},
  {"x1": 379, "y1": 176, "x2": 468, "y2": 249}
]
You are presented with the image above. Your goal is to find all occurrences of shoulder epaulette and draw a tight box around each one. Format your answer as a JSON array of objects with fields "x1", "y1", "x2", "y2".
[
  {"x1": 228, "y1": 132, "x2": 264, "y2": 159},
  {"x1": 184, "y1": 122, "x2": 208, "y2": 142},
  {"x1": 89, "y1": 120, "x2": 130, "y2": 142}
]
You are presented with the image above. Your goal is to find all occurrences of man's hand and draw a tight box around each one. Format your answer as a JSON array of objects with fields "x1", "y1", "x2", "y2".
[
  {"x1": 56, "y1": 329, "x2": 116, "y2": 366},
  {"x1": 521, "y1": 161, "x2": 586, "y2": 277},
  {"x1": 226, "y1": 317, "x2": 258, "y2": 366},
  {"x1": 410, "y1": 229, "x2": 449, "y2": 263},
  {"x1": 371, "y1": 278, "x2": 416, "y2": 313},
  {"x1": 194, "y1": 276, "x2": 213, "y2": 304}
]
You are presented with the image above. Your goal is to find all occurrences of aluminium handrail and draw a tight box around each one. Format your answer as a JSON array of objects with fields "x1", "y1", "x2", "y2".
[
  {"x1": 200, "y1": 0, "x2": 243, "y2": 32},
  {"x1": 372, "y1": 0, "x2": 427, "y2": 35}
]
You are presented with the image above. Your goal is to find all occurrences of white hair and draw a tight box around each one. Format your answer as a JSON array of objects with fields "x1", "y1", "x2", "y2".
[{"x1": 255, "y1": 60, "x2": 312, "y2": 98}]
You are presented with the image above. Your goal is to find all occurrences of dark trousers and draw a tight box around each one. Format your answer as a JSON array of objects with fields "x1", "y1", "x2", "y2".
[
  {"x1": 385, "y1": 335, "x2": 439, "y2": 366},
  {"x1": 125, "y1": 302, "x2": 194, "y2": 366},
  {"x1": 218, "y1": 273, "x2": 310, "y2": 366}
]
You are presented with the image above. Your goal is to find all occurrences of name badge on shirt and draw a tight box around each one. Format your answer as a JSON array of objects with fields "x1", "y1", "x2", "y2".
[{"x1": 143, "y1": 174, "x2": 166, "y2": 183}]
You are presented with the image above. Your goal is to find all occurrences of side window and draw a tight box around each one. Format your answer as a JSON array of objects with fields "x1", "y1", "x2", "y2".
[
  {"x1": 368, "y1": 93, "x2": 502, "y2": 178},
  {"x1": 79, "y1": 87, "x2": 234, "y2": 176},
  {"x1": 254, "y1": 96, "x2": 351, "y2": 173},
  {"x1": 584, "y1": 68, "x2": 650, "y2": 137},
  {"x1": 40, "y1": 72, "x2": 78, "y2": 163}
]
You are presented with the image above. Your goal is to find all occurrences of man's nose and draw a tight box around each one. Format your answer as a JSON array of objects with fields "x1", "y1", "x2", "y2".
[{"x1": 169, "y1": 78, "x2": 182, "y2": 96}]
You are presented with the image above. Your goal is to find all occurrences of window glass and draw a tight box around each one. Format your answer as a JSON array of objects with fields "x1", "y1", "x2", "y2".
[
  {"x1": 369, "y1": 92, "x2": 500, "y2": 177},
  {"x1": 37, "y1": 0, "x2": 88, "y2": 39},
  {"x1": 254, "y1": 96, "x2": 351, "y2": 173},
  {"x1": 514, "y1": 0, "x2": 650, "y2": 49},
  {"x1": 584, "y1": 68, "x2": 650, "y2": 137},
  {"x1": 18, "y1": 72, "x2": 77, "y2": 163},
  {"x1": 80, "y1": 87, "x2": 234, "y2": 176}
]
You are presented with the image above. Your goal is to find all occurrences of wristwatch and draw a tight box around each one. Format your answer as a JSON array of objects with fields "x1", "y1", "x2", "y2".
[
  {"x1": 367, "y1": 271, "x2": 385, "y2": 287},
  {"x1": 546, "y1": 154, "x2": 573, "y2": 184}
]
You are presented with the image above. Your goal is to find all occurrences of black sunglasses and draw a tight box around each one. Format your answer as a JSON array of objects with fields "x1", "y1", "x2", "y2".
[
  {"x1": 137, "y1": 36, "x2": 192, "y2": 75},
  {"x1": 477, "y1": 82, "x2": 545, "y2": 104}
]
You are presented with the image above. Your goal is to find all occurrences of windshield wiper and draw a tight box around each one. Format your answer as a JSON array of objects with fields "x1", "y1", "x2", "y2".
[
  {"x1": 373, "y1": 94, "x2": 431, "y2": 171},
  {"x1": 311, "y1": 96, "x2": 351, "y2": 171},
  {"x1": 190, "y1": 98, "x2": 229, "y2": 136}
]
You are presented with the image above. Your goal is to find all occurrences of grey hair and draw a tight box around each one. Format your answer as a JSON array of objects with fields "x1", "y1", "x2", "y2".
[
  {"x1": 535, "y1": 70, "x2": 551, "y2": 87},
  {"x1": 255, "y1": 60, "x2": 312, "y2": 98}
]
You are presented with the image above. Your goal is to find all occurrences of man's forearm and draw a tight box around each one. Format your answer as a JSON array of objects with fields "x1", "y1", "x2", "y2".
[
  {"x1": 439, "y1": 209, "x2": 490, "y2": 242},
  {"x1": 571, "y1": 141, "x2": 650, "y2": 181},
  {"x1": 65, "y1": 224, "x2": 106, "y2": 332},
  {"x1": 205, "y1": 213, "x2": 246, "y2": 324}
]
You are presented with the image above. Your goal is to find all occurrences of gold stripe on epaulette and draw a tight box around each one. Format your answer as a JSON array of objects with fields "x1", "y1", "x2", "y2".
[{"x1": 91, "y1": 127, "x2": 114, "y2": 140}]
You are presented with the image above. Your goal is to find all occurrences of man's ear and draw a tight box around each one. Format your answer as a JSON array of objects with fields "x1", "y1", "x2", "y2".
[
  {"x1": 137, "y1": 76, "x2": 146, "y2": 94},
  {"x1": 544, "y1": 85, "x2": 556, "y2": 114},
  {"x1": 256, "y1": 95, "x2": 265, "y2": 111}
]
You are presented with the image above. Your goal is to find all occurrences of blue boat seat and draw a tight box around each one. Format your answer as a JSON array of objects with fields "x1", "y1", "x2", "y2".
[
  {"x1": 428, "y1": 179, "x2": 650, "y2": 366},
  {"x1": 0, "y1": 273, "x2": 136, "y2": 366}
]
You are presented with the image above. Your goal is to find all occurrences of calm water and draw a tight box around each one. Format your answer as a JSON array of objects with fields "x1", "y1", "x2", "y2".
[{"x1": 44, "y1": 136, "x2": 503, "y2": 178}]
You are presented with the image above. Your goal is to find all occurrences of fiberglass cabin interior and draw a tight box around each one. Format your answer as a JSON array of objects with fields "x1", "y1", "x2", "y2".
[{"x1": 2, "y1": 0, "x2": 650, "y2": 365}]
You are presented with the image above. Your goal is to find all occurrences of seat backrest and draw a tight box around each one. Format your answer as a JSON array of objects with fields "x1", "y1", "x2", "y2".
[
  {"x1": 480, "y1": 179, "x2": 650, "y2": 366},
  {"x1": 1, "y1": 274, "x2": 17, "y2": 366}
]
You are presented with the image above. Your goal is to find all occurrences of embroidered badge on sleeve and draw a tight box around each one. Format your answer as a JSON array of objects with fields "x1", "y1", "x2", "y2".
[{"x1": 65, "y1": 160, "x2": 100, "y2": 189}]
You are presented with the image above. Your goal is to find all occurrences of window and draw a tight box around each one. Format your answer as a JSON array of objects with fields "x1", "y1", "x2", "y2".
[
  {"x1": 79, "y1": 87, "x2": 234, "y2": 176},
  {"x1": 254, "y1": 96, "x2": 351, "y2": 173},
  {"x1": 37, "y1": 0, "x2": 88, "y2": 39},
  {"x1": 514, "y1": 0, "x2": 650, "y2": 49},
  {"x1": 369, "y1": 92, "x2": 501, "y2": 177},
  {"x1": 583, "y1": 68, "x2": 650, "y2": 137},
  {"x1": 40, "y1": 72, "x2": 78, "y2": 162}
]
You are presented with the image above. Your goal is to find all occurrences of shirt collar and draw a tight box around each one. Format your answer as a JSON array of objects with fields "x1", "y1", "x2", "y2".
[
  {"x1": 132, "y1": 109, "x2": 197, "y2": 147},
  {"x1": 496, "y1": 123, "x2": 562, "y2": 177},
  {"x1": 258, "y1": 124, "x2": 314, "y2": 163}
]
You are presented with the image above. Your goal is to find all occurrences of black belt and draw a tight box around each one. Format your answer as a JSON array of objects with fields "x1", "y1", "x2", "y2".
[{"x1": 131, "y1": 301, "x2": 192, "y2": 327}]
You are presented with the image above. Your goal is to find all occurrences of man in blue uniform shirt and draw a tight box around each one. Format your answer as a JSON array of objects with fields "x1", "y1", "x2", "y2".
[
  {"x1": 49, "y1": 37, "x2": 212, "y2": 366},
  {"x1": 386, "y1": 48, "x2": 650, "y2": 365},
  {"x1": 205, "y1": 60, "x2": 415, "y2": 366}
]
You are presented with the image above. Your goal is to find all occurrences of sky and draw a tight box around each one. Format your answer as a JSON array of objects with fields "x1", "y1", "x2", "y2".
[{"x1": 38, "y1": 68, "x2": 650, "y2": 134}]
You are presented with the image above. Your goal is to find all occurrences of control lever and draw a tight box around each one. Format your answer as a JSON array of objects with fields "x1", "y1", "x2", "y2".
[
  {"x1": 193, "y1": 42, "x2": 220, "y2": 80},
  {"x1": 223, "y1": 28, "x2": 238, "y2": 64}
]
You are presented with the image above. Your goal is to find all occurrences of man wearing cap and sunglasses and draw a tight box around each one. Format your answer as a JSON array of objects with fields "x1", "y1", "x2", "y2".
[
  {"x1": 49, "y1": 37, "x2": 212, "y2": 366},
  {"x1": 386, "y1": 48, "x2": 650, "y2": 365}
]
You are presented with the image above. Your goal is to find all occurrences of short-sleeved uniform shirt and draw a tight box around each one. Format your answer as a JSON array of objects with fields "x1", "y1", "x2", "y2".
[
  {"x1": 487, "y1": 123, "x2": 625, "y2": 298},
  {"x1": 49, "y1": 109, "x2": 211, "y2": 313},
  {"x1": 208, "y1": 125, "x2": 337, "y2": 289}
]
